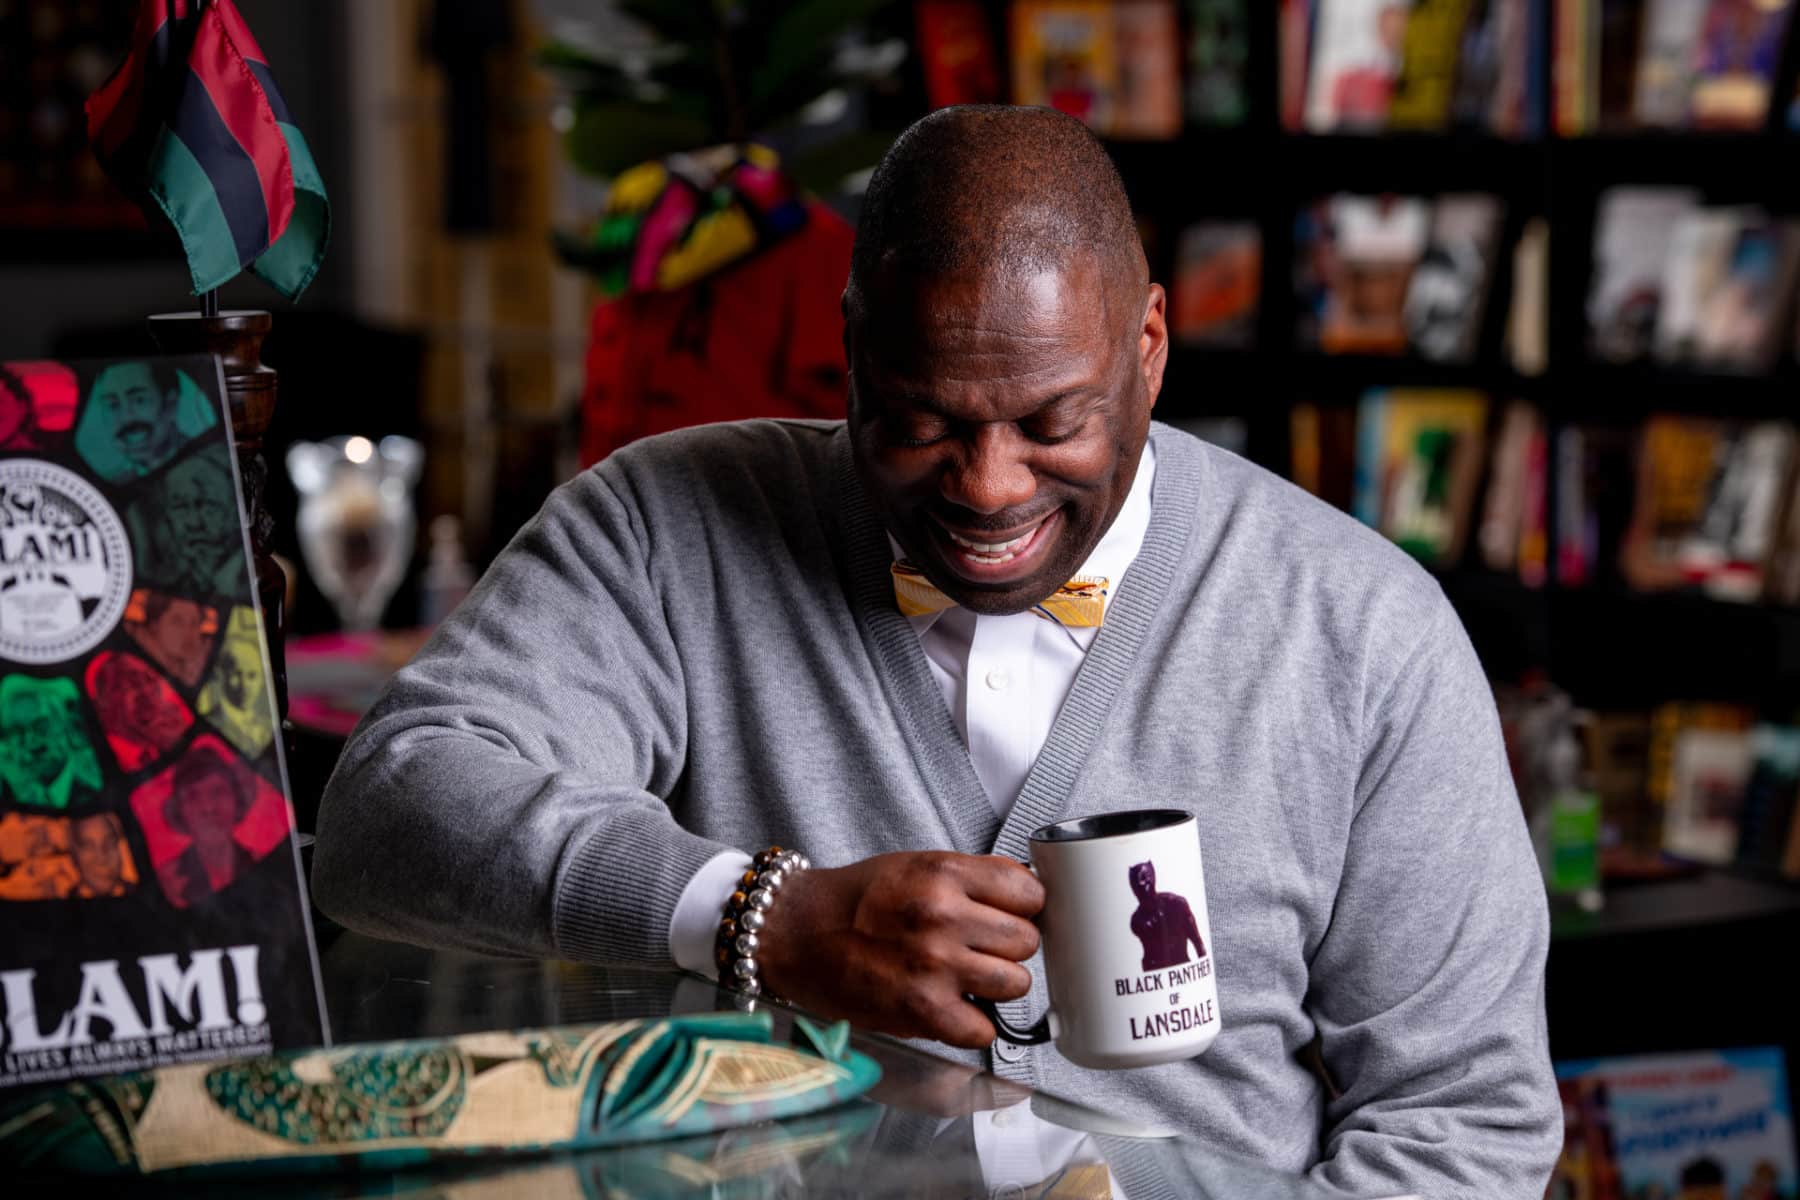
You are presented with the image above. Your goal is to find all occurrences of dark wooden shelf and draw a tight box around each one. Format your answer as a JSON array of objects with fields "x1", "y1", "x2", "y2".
[
  {"x1": 1546, "y1": 869, "x2": 1800, "y2": 1063},
  {"x1": 1551, "y1": 870, "x2": 1800, "y2": 942}
]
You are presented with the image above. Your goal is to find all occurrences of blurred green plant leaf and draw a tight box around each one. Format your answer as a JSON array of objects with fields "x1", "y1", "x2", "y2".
[
  {"x1": 785, "y1": 130, "x2": 894, "y2": 195},
  {"x1": 748, "y1": 0, "x2": 894, "y2": 112},
  {"x1": 617, "y1": 0, "x2": 719, "y2": 46},
  {"x1": 563, "y1": 101, "x2": 714, "y2": 178}
]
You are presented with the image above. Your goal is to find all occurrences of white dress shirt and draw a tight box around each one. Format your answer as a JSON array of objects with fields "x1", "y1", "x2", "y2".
[{"x1": 667, "y1": 444, "x2": 1156, "y2": 975}]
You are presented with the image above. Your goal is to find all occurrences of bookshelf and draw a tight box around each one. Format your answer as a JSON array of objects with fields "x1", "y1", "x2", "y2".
[
  {"x1": 905, "y1": 4, "x2": 1800, "y2": 986},
  {"x1": 1082, "y1": 5, "x2": 1800, "y2": 712}
]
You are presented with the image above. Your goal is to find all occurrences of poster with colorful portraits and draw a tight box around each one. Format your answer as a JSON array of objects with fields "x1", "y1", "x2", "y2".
[{"x1": 0, "y1": 355, "x2": 326, "y2": 1092}]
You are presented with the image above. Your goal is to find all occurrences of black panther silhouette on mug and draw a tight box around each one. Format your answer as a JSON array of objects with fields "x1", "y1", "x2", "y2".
[{"x1": 1128, "y1": 860, "x2": 1206, "y2": 972}]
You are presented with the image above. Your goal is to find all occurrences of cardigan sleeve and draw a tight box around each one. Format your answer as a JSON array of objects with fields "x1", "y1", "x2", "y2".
[
  {"x1": 1305, "y1": 598, "x2": 1563, "y2": 1200},
  {"x1": 310, "y1": 464, "x2": 732, "y2": 966}
]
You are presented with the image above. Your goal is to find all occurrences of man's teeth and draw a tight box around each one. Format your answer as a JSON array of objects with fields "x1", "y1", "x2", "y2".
[{"x1": 946, "y1": 523, "x2": 1039, "y2": 560}]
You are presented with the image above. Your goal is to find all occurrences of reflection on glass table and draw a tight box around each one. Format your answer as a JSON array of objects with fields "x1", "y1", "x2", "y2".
[
  {"x1": 9, "y1": 933, "x2": 1389, "y2": 1197},
  {"x1": 188, "y1": 934, "x2": 1369, "y2": 1200}
]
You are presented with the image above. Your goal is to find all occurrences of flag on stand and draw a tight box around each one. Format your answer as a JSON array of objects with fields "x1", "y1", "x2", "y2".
[{"x1": 85, "y1": 0, "x2": 330, "y2": 300}]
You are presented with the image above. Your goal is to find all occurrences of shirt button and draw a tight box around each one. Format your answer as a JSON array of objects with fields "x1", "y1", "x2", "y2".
[
  {"x1": 993, "y1": 1039, "x2": 1027, "y2": 1063},
  {"x1": 985, "y1": 668, "x2": 1011, "y2": 691}
]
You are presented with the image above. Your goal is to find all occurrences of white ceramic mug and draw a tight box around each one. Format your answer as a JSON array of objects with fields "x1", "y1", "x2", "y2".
[{"x1": 974, "y1": 809, "x2": 1222, "y2": 1070}]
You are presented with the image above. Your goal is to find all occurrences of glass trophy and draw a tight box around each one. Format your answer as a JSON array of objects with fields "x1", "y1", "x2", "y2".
[{"x1": 286, "y1": 435, "x2": 423, "y2": 632}]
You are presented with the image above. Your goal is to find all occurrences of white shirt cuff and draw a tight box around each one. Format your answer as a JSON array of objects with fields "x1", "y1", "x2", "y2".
[{"x1": 668, "y1": 849, "x2": 754, "y2": 978}]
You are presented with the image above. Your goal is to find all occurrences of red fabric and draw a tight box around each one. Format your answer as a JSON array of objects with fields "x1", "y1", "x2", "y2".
[
  {"x1": 86, "y1": 0, "x2": 172, "y2": 158},
  {"x1": 212, "y1": 0, "x2": 272, "y2": 65},
  {"x1": 87, "y1": 0, "x2": 295, "y2": 249},
  {"x1": 191, "y1": 2, "x2": 294, "y2": 245},
  {"x1": 580, "y1": 199, "x2": 853, "y2": 467}
]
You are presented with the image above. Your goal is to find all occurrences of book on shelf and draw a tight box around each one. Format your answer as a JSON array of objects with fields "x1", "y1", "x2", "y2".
[
  {"x1": 1316, "y1": 194, "x2": 1432, "y2": 353},
  {"x1": 1517, "y1": 407, "x2": 1551, "y2": 585},
  {"x1": 1505, "y1": 215, "x2": 1550, "y2": 375},
  {"x1": 1010, "y1": 0, "x2": 1119, "y2": 131},
  {"x1": 1619, "y1": 416, "x2": 1722, "y2": 591},
  {"x1": 915, "y1": 0, "x2": 1004, "y2": 108},
  {"x1": 1291, "y1": 401, "x2": 1361, "y2": 511},
  {"x1": 1588, "y1": 187, "x2": 1702, "y2": 363},
  {"x1": 1186, "y1": 0, "x2": 1251, "y2": 126},
  {"x1": 1388, "y1": 0, "x2": 1478, "y2": 130},
  {"x1": 1697, "y1": 217, "x2": 1800, "y2": 373},
  {"x1": 1618, "y1": 416, "x2": 1794, "y2": 599},
  {"x1": 1733, "y1": 724, "x2": 1800, "y2": 875},
  {"x1": 1493, "y1": 0, "x2": 1549, "y2": 136},
  {"x1": 1605, "y1": 200, "x2": 1800, "y2": 371},
  {"x1": 1280, "y1": 0, "x2": 1316, "y2": 131},
  {"x1": 1450, "y1": 0, "x2": 1506, "y2": 126},
  {"x1": 1403, "y1": 192, "x2": 1504, "y2": 362},
  {"x1": 1662, "y1": 723, "x2": 1756, "y2": 864},
  {"x1": 1597, "y1": 0, "x2": 1647, "y2": 128},
  {"x1": 1556, "y1": 0, "x2": 1795, "y2": 132},
  {"x1": 1580, "y1": 709, "x2": 1652, "y2": 862},
  {"x1": 1786, "y1": 784, "x2": 1800, "y2": 877},
  {"x1": 1553, "y1": 0, "x2": 1653, "y2": 133},
  {"x1": 1448, "y1": 0, "x2": 1545, "y2": 136},
  {"x1": 1762, "y1": 450, "x2": 1800, "y2": 605},
  {"x1": 1691, "y1": 421, "x2": 1795, "y2": 600},
  {"x1": 1476, "y1": 399, "x2": 1533, "y2": 575},
  {"x1": 1634, "y1": 0, "x2": 1710, "y2": 126},
  {"x1": 1654, "y1": 206, "x2": 1755, "y2": 364},
  {"x1": 1689, "y1": 0, "x2": 1796, "y2": 130},
  {"x1": 1172, "y1": 222, "x2": 1261, "y2": 347},
  {"x1": 1355, "y1": 389, "x2": 1489, "y2": 565},
  {"x1": 1550, "y1": 1048, "x2": 1796, "y2": 1200},
  {"x1": 1644, "y1": 700, "x2": 1755, "y2": 861},
  {"x1": 1296, "y1": 192, "x2": 1507, "y2": 358},
  {"x1": 1112, "y1": 0, "x2": 1184, "y2": 138},
  {"x1": 1552, "y1": 423, "x2": 1637, "y2": 589},
  {"x1": 1305, "y1": 0, "x2": 1415, "y2": 132},
  {"x1": 1551, "y1": 0, "x2": 1598, "y2": 134}
]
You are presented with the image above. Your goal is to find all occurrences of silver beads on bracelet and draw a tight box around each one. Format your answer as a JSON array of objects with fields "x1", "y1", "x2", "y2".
[{"x1": 717, "y1": 846, "x2": 810, "y2": 1011}]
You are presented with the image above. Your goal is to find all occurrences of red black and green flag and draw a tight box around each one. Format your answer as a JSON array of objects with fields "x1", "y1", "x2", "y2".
[{"x1": 85, "y1": 0, "x2": 330, "y2": 300}]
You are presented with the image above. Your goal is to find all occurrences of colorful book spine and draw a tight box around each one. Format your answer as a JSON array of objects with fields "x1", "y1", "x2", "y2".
[{"x1": 1389, "y1": 0, "x2": 1477, "y2": 129}]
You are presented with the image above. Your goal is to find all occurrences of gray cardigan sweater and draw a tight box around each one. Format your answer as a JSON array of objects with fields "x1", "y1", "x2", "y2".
[{"x1": 313, "y1": 419, "x2": 1560, "y2": 1198}]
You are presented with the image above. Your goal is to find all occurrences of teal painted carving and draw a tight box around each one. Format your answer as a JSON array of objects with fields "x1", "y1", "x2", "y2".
[{"x1": 0, "y1": 1011, "x2": 880, "y2": 1179}]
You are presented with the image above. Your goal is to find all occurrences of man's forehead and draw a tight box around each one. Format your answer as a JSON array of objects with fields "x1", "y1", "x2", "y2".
[{"x1": 857, "y1": 259, "x2": 1118, "y2": 369}]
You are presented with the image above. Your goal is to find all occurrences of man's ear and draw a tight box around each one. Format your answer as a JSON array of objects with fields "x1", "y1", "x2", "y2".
[{"x1": 1139, "y1": 283, "x2": 1168, "y2": 411}]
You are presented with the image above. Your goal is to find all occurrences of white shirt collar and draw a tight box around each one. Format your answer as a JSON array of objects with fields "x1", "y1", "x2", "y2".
[{"x1": 889, "y1": 440, "x2": 1157, "y2": 635}]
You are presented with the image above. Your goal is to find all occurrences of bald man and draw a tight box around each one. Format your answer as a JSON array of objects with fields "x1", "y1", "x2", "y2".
[{"x1": 316, "y1": 106, "x2": 1559, "y2": 1197}]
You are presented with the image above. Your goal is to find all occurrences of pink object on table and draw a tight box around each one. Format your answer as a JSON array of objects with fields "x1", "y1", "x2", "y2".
[{"x1": 285, "y1": 629, "x2": 429, "y2": 738}]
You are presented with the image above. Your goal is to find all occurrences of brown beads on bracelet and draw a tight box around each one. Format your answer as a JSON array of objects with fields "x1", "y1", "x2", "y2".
[{"x1": 716, "y1": 845, "x2": 810, "y2": 1006}]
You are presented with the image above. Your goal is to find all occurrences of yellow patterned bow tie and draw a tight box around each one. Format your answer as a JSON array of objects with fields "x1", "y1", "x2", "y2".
[{"x1": 890, "y1": 560, "x2": 1110, "y2": 627}]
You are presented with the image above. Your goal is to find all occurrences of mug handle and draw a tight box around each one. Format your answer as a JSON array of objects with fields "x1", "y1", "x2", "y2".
[{"x1": 967, "y1": 996, "x2": 1054, "y2": 1045}]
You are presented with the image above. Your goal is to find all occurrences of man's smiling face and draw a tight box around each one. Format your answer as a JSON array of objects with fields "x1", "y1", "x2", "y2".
[{"x1": 848, "y1": 254, "x2": 1166, "y2": 616}]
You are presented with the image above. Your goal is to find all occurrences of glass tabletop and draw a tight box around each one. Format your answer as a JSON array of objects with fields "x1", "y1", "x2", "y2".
[
  {"x1": 248, "y1": 932, "x2": 1361, "y2": 1200},
  {"x1": 11, "y1": 931, "x2": 1375, "y2": 1197}
]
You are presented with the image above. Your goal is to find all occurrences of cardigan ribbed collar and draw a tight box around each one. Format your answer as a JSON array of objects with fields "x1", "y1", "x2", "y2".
[{"x1": 831, "y1": 423, "x2": 1207, "y2": 857}]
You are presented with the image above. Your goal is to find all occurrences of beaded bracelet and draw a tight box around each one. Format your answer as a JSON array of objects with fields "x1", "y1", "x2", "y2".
[{"x1": 716, "y1": 845, "x2": 810, "y2": 1007}]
